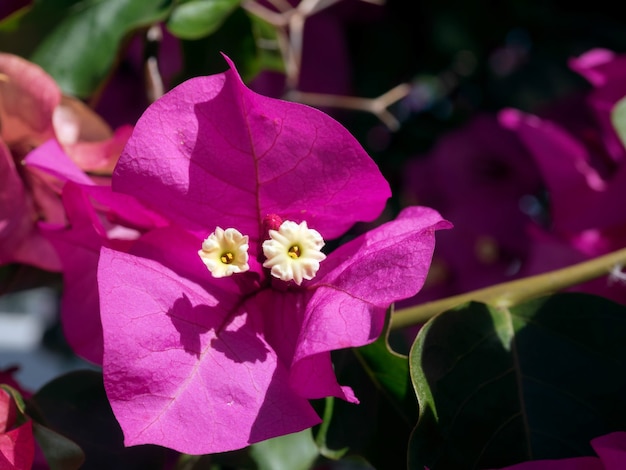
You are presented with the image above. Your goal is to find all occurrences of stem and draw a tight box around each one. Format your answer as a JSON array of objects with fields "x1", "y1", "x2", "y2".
[
  {"x1": 314, "y1": 396, "x2": 334, "y2": 450},
  {"x1": 314, "y1": 396, "x2": 348, "y2": 459},
  {"x1": 391, "y1": 247, "x2": 626, "y2": 330},
  {"x1": 286, "y1": 83, "x2": 411, "y2": 130},
  {"x1": 143, "y1": 25, "x2": 164, "y2": 103}
]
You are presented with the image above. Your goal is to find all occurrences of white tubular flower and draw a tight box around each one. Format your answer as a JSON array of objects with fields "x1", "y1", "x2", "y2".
[
  {"x1": 199, "y1": 227, "x2": 249, "y2": 278},
  {"x1": 262, "y1": 220, "x2": 326, "y2": 285}
]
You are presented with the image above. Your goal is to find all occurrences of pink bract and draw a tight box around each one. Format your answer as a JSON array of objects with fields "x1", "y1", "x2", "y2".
[
  {"x1": 0, "y1": 389, "x2": 34, "y2": 470},
  {"x1": 98, "y1": 55, "x2": 450, "y2": 454},
  {"x1": 0, "y1": 52, "x2": 135, "y2": 272},
  {"x1": 399, "y1": 114, "x2": 542, "y2": 303}
]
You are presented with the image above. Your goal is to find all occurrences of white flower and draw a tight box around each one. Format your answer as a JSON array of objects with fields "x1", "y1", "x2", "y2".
[
  {"x1": 198, "y1": 227, "x2": 249, "y2": 278},
  {"x1": 262, "y1": 220, "x2": 326, "y2": 285}
]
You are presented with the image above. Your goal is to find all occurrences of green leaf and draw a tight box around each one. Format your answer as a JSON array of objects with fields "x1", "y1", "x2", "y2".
[
  {"x1": 611, "y1": 94, "x2": 626, "y2": 150},
  {"x1": 250, "y1": 429, "x2": 319, "y2": 470},
  {"x1": 32, "y1": 423, "x2": 85, "y2": 470},
  {"x1": 28, "y1": 370, "x2": 166, "y2": 469},
  {"x1": 354, "y1": 309, "x2": 416, "y2": 423},
  {"x1": 167, "y1": 0, "x2": 240, "y2": 40},
  {"x1": 409, "y1": 293, "x2": 626, "y2": 469},
  {"x1": 176, "y1": 8, "x2": 259, "y2": 85},
  {"x1": 322, "y1": 341, "x2": 415, "y2": 469},
  {"x1": 1, "y1": 385, "x2": 85, "y2": 469},
  {"x1": 0, "y1": 0, "x2": 173, "y2": 98},
  {"x1": 0, "y1": 384, "x2": 28, "y2": 425}
]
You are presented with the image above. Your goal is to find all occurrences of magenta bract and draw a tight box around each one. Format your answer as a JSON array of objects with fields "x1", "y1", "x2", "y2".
[{"x1": 98, "y1": 56, "x2": 450, "y2": 453}]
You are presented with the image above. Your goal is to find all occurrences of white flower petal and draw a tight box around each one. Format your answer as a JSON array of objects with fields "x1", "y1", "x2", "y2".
[
  {"x1": 198, "y1": 227, "x2": 249, "y2": 278},
  {"x1": 262, "y1": 220, "x2": 326, "y2": 285}
]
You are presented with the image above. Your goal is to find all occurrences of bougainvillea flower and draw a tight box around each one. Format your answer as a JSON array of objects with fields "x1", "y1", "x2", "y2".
[
  {"x1": 1, "y1": 52, "x2": 63, "y2": 270},
  {"x1": 1, "y1": 51, "x2": 160, "y2": 362},
  {"x1": 0, "y1": 388, "x2": 34, "y2": 470},
  {"x1": 499, "y1": 108, "x2": 626, "y2": 303},
  {"x1": 499, "y1": 108, "x2": 626, "y2": 235},
  {"x1": 98, "y1": 55, "x2": 450, "y2": 454},
  {"x1": 23, "y1": 140, "x2": 169, "y2": 364},
  {"x1": 491, "y1": 432, "x2": 626, "y2": 469},
  {"x1": 568, "y1": 48, "x2": 626, "y2": 164},
  {"x1": 0, "y1": 52, "x2": 133, "y2": 271},
  {"x1": 399, "y1": 114, "x2": 542, "y2": 303}
]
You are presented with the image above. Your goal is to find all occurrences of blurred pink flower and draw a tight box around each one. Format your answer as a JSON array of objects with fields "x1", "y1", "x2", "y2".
[
  {"x1": 0, "y1": 52, "x2": 168, "y2": 363},
  {"x1": 500, "y1": 104, "x2": 626, "y2": 304},
  {"x1": 98, "y1": 56, "x2": 450, "y2": 454},
  {"x1": 569, "y1": 48, "x2": 626, "y2": 165},
  {"x1": 0, "y1": 52, "x2": 132, "y2": 271},
  {"x1": 400, "y1": 114, "x2": 543, "y2": 304},
  {"x1": 401, "y1": 48, "x2": 626, "y2": 307}
]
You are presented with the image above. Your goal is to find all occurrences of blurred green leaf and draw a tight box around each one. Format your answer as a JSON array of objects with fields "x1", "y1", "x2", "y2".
[
  {"x1": 32, "y1": 422, "x2": 85, "y2": 470},
  {"x1": 1, "y1": 384, "x2": 85, "y2": 469},
  {"x1": 167, "y1": 0, "x2": 240, "y2": 40},
  {"x1": 0, "y1": 0, "x2": 173, "y2": 98},
  {"x1": 177, "y1": 8, "x2": 259, "y2": 85},
  {"x1": 612, "y1": 94, "x2": 626, "y2": 150},
  {"x1": 28, "y1": 370, "x2": 166, "y2": 469},
  {"x1": 250, "y1": 429, "x2": 319, "y2": 470},
  {"x1": 409, "y1": 293, "x2": 626, "y2": 469}
]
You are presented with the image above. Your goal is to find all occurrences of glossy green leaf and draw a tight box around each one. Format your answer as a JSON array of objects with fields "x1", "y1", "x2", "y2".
[
  {"x1": 611, "y1": 94, "x2": 626, "y2": 150},
  {"x1": 167, "y1": 0, "x2": 240, "y2": 40},
  {"x1": 250, "y1": 428, "x2": 319, "y2": 470},
  {"x1": 322, "y1": 326, "x2": 415, "y2": 470},
  {"x1": 0, "y1": 0, "x2": 173, "y2": 98},
  {"x1": 354, "y1": 309, "x2": 416, "y2": 423},
  {"x1": 409, "y1": 293, "x2": 626, "y2": 469}
]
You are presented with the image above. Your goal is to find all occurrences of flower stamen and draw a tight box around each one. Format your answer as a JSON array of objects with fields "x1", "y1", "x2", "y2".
[
  {"x1": 262, "y1": 220, "x2": 326, "y2": 285},
  {"x1": 221, "y1": 252, "x2": 235, "y2": 264},
  {"x1": 199, "y1": 227, "x2": 249, "y2": 277},
  {"x1": 288, "y1": 245, "x2": 301, "y2": 259}
]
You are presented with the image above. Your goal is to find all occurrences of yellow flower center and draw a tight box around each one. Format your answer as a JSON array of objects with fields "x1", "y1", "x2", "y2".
[
  {"x1": 221, "y1": 252, "x2": 235, "y2": 264},
  {"x1": 288, "y1": 245, "x2": 301, "y2": 259}
]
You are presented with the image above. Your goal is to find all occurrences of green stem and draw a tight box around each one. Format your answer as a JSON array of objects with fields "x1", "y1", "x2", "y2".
[
  {"x1": 391, "y1": 247, "x2": 626, "y2": 330},
  {"x1": 314, "y1": 396, "x2": 334, "y2": 450},
  {"x1": 315, "y1": 396, "x2": 348, "y2": 460}
]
